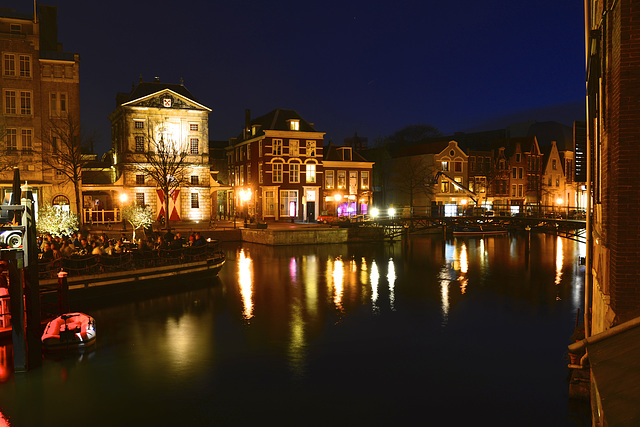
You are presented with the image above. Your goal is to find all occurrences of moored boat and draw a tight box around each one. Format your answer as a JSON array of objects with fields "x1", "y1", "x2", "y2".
[
  {"x1": 41, "y1": 312, "x2": 96, "y2": 351},
  {"x1": 452, "y1": 225, "x2": 508, "y2": 236}
]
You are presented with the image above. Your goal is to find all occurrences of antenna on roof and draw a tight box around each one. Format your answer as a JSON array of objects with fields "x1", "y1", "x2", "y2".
[{"x1": 180, "y1": 77, "x2": 184, "y2": 86}]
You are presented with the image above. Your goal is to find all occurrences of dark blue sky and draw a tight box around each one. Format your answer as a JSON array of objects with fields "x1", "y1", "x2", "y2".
[{"x1": 34, "y1": 0, "x2": 585, "y2": 154}]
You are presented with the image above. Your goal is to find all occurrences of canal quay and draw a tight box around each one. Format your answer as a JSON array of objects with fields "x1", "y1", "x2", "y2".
[{"x1": 0, "y1": 227, "x2": 590, "y2": 426}]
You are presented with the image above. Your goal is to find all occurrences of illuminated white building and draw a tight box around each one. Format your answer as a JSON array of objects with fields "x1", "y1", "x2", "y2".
[{"x1": 108, "y1": 78, "x2": 212, "y2": 223}]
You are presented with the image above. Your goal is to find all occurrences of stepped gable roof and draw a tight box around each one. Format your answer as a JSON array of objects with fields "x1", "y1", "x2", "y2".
[
  {"x1": 323, "y1": 142, "x2": 369, "y2": 162},
  {"x1": 116, "y1": 80, "x2": 199, "y2": 107},
  {"x1": 393, "y1": 140, "x2": 450, "y2": 158},
  {"x1": 492, "y1": 136, "x2": 538, "y2": 158},
  {"x1": 526, "y1": 121, "x2": 572, "y2": 150}
]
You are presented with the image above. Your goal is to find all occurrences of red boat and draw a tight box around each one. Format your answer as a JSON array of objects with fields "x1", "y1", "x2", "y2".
[{"x1": 41, "y1": 312, "x2": 96, "y2": 351}]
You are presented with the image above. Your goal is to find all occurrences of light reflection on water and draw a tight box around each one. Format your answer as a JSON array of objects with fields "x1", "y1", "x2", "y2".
[{"x1": 0, "y1": 233, "x2": 588, "y2": 425}]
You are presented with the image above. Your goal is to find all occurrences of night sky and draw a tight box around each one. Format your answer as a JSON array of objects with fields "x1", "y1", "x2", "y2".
[{"x1": 23, "y1": 1, "x2": 585, "y2": 154}]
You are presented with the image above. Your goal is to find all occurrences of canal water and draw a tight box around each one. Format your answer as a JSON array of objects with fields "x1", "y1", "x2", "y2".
[{"x1": 0, "y1": 232, "x2": 589, "y2": 426}]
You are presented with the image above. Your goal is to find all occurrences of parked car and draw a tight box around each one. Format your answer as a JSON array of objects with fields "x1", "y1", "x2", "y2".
[{"x1": 317, "y1": 214, "x2": 337, "y2": 224}]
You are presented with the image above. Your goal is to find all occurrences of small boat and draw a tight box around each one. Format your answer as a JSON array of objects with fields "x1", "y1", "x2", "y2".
[
  {"x1": 41, "y1": 312, "x2": 96, "y2": 351},
  {"x1": 452, "y1": 225, "x2": 508, "y2": 236}
]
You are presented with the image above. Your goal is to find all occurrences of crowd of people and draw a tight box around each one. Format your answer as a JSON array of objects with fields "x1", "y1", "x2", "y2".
[{"x1": 37, "y1": 229, "x2": 209, "y2": 262}]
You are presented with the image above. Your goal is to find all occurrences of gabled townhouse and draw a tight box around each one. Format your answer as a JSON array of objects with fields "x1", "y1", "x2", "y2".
[
  {"x1": 492, "y1": 136, "x2": 542, "y2": 214},
  {"x1": 321, "y1": 142, "x2": 374, "y2": 218},
  {"x1": 227, "y1": 109, "x2": 324, "y2": 222},
  {"x1": 541, "y1": 140, "x2": 577, "y2": 216},
  {"x1": 434, "y1": 141, "x2": 470, "y2": 207},
  {"x1": 107, "y1": 78, "x2": 212, "y2": 223}
]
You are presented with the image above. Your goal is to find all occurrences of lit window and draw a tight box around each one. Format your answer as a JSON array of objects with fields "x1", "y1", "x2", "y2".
[
  {"x1": 306, "y1": 163, "x2": 316, "y2": 183},
  {"x1": 289, "y1": 163, "x2": 300, "y2": 183},
  {"x1": 258, "y1": 163, "x2": 263, "y2": 184},
  {"x1": 289, "y1": 120, "x2": 300, "y2": 131},
  {"x1": 442, "y1": 161, "x2": 449, "y2": 172},
  {"x1": 136, "y1": 193, "x2": 145, "y2": 206},
  {"x1": 361, "y1": 171, "x2": 369, "y2": 189},
  {"x1": 190, "y1": 138, "x2": 199, "y2": 154},
  {"x1": 265, "y1": 191, "x2": 275, "y2": 216},
  {"x1": 191, "y1": 193, "x2": 199, "y2": 209},
  {"x1": 134, "y1": 120, "x2": 144, "y2": 129},
  {"x1": 272, "y1": 163, "x2": 283, "y2": 183},
  {"x1": 552, "y1": 159, "x2": 557, "y2": 170},
  {"x1": 326, "y1": 170, "x2": 334, "y2": 189},
  {"x1": 280, "y1": 190, "x2": 298, "y2": 216},
  {"x1": 337, "y1": 170, "x2": 346, "y2": 189},
  {"x1": 190, "y1": 123, "x2": 198, "y2": 131}
]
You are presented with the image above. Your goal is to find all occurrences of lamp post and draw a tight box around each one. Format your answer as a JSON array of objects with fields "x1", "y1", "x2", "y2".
[{"x1": 120, "y1": 193, "x2": 128, "y2": 231}]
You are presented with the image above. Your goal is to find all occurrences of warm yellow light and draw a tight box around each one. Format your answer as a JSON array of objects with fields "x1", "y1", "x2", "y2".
[
  {"x1": 334, "y1": 193, "x2": 342, "y2": 202},
  {"x1": 460, "y1": 199, "x2": 468, "y2": 205},
  {"x1": 119, "y1": 193, "x2": 128, "y2": 204},
  {"x1": 371, "y1": 207, "x2": 379, "y2": 218},
  {"x1": 239, "y1": 188, "x2": 252, "y2": 202},
  {"x1": 388, "y1": 207, "x2": 396, "y2": 217}
]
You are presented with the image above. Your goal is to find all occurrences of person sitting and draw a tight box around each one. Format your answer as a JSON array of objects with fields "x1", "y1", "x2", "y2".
[
  {"x1": 77, "y1": 238, "x2": 91, "y2": 256},
  {"x1": 51, "y1": 242, "x2": 62, "y2": 260},
  {"x1": 91, "y1": 240, "x2": 103, "y2": 256},
  {"x1": 103, "y1": 240, "x2": 115, "y2": 256},
  {"x1": 170, "y1": 232, "x2": 185, "y2": 250},
  {"x1": 193, "y1": 232, "x2": 206, "y2": 247},
  {"x1": 40, "y1": 242, "x2": 54, "y2": 261},
  {"x1": 60, "y1": 239, "x2": 75, "y2": 258}
]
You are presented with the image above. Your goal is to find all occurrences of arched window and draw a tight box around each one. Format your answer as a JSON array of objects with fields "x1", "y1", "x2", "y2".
[{"x1": 52, "y1": 195, "x2": 70, "y2": 212}]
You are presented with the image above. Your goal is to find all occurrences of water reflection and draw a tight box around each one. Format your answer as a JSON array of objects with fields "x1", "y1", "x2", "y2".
[
  {"x1": 238, "y1": 249, "x2": 254, "y2": 320},
  {"x1": 331, "y1": 257, "x2": 344, "y2": 313},
  {"x1": 388, "y1": 258, "x2": 396, "y2": 311},
  {"x1": 370, "y1": 260, "x2": 380, "y2": 314},
  {"x1": 555, "y1": 236, "x2": 564, "y2": 285}
]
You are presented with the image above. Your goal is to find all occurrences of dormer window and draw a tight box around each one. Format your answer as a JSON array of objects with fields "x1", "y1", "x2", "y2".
[
  {"x1": 289, "y1": 120, "x2": 300, "y2": 131},
  {"x1": 339, "y1": 147, "x2": 352, "y2": 161},
  {"x1": 252, "y1": 125, "x2": 260, "y2": 136}
]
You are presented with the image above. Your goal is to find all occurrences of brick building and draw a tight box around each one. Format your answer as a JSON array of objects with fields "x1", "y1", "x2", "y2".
[
  {"x1": 227, "y1": 109, "x2": 324, "y2": 222},
  {"x1": 0, "y1": 5, "x2": 80, "y2": 215}
]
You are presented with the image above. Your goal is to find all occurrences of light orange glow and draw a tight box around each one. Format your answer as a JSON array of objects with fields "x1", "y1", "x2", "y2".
[{"x1": 238, "y1": 249, "x2": 254, "y2": 320}]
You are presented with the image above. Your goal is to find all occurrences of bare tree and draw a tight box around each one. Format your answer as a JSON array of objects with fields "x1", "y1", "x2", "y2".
[
  {"x1": 40, "y1": 115, "x2": 93, "y2": 224},
  {"x1": 389, "y1": 155, "x2": 436, "y2": 211},
  {"x1": 135, "y1": 129, "x2": 190, "y2": 230},
  {"x1": 0, "y1": 117, "x2": 20, "y2": 174}
]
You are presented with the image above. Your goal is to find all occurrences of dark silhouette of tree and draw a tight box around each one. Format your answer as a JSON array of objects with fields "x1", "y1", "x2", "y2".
[
  {"x1": 135, "y1": 128, "x2": 190, "y2": 231},
  {"x1": 40, "y1": 115, "x2": 93, "y2": 224},
  {"x1": 389, "y1": 155, "x2": 437, "y2": 211}
]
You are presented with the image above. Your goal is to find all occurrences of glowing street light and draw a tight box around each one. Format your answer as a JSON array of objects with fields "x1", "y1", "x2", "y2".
[
  {"x1": 371, "y1": 207, "x2": 379, "y2": 218},
  {"x1": 388, "y1": 207, "x2": 396, "y2": 218}
]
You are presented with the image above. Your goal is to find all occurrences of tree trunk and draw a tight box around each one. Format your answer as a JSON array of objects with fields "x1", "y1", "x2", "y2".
[
  {"x1": 74, "y1": 182, "x2": 83, "y2": 226},
  {"x1": 164, "y1": 190, "x2": 171, "y2": 231}
]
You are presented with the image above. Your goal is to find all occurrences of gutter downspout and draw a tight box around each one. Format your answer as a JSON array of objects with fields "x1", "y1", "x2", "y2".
[{"x1": 583, "y1": 0, "x2": 592, "y2": 340}]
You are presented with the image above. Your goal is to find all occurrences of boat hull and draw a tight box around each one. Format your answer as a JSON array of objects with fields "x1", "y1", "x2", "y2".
[{"x1": 41, "y1": 313, "x2": 96, "y2": 351}]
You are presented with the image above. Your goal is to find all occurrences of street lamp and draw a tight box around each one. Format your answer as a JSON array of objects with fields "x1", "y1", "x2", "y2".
[{"x1": 119, "y1": 193, "x2": 128, "y2": 231}]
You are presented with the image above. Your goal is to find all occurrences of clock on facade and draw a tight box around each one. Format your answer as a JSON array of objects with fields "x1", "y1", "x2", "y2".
[{"x1": 163, "y1": 98, "x2": 172, "y2": 107}]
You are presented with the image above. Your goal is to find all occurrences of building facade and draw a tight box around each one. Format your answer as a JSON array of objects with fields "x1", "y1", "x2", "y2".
[
  {"x1": 227, "y1": 109, "x2": 324, "y2": 222},
  {"x1": 321, "y1": 142, "x2": 373, "y2": 217},
  {"x1": 108, "y1": 78, "x2": 212, "y2": 223},
  {"x1": 0, "y1": 5, "x2": 80, "y2": 215}
]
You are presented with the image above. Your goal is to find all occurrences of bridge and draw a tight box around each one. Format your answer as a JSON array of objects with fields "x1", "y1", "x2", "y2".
[{"x1": 360, "y1": 214, "x2": 587, "y2": 243}]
